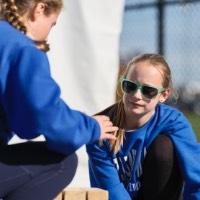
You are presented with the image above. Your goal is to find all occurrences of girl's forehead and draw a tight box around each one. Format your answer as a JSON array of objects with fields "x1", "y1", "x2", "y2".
[
  {"x1": 127, "y1": 61, "x2": 162, "y2": 77},
  {"x1": 126, "y1": 61, "x2": 164, "y2": 85}
]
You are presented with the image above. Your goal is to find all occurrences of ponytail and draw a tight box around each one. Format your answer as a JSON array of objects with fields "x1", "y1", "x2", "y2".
[{"x1": 110, "y1": 100, "x2": 126, "y2": 154}]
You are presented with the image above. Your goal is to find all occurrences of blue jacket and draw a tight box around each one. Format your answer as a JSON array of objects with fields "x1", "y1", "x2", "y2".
[
  {"x1": 87, "y1": 103, "x2": 200, "y2": 200},
  {"x1": 0, "y1": 20, "x2": 100, "y2": 155}
]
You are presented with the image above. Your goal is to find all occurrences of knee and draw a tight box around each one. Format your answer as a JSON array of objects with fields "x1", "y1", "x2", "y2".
[
  {"x1": 148, "y1": 134, "x2": 174, "y2": 163},
  {"x1": 60, "y1": 153, "x2": 78, "y2": 184}
]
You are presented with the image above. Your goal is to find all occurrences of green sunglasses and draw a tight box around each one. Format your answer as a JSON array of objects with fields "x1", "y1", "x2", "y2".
[{"x1": 121, "y1": 78, "x2": 165, "y2": 99}]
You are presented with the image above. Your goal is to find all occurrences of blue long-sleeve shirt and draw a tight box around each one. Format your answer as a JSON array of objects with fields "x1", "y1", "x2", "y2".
[
  {"x1": 0, "y1": 20, "x2": 100, "y2": 155},
  {"x1": 87, "y1": 103, "x2": 200, "y2": 200}
]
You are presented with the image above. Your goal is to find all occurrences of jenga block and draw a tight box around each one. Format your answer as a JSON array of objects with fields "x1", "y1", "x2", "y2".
[
  {"x1": 63, "y1": 188, "x2": 87, "y2": 200},
  {"x1": 54, "y1": 192, "x2": 63, "y2": 200},
  {"x1": 87, "y1": 188, "x2": 108, "y2": 200}
]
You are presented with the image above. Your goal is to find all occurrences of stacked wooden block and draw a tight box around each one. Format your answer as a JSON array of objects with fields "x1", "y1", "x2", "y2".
[{"x1": 54, "y1": 188, "x2": 108, "y2": 200}]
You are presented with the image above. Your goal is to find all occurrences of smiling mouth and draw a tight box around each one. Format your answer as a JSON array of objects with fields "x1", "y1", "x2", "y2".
[{"x1": 129, "y1": 101, "x2": 143, "y2": 107}]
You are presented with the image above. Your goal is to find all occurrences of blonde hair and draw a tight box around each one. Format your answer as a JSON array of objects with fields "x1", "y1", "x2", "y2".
[
  {"x1": 111, "y1": 53, "x2": 173, "y2": 153},
  {"x1": 1, "y1": 0, "x2": 63, "y2": 52}
]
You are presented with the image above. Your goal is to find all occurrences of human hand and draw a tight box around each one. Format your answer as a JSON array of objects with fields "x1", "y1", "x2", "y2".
[{"x1": 93, "y1": 115, "x2": 118, "y2": 141}]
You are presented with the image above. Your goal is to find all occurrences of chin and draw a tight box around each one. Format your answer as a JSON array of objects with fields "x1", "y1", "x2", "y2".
[{"x1": 128, "y1": 107, "x2": 144, "y2": 117}]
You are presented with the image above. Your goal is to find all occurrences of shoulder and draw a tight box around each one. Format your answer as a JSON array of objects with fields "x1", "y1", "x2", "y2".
[
  {"x1": 157, "y1": 103, "x2": 183, "y2": 119},
  {"x1": 0, "y1": 20, "x2": 31, "y2": 46},
  {"x1": 155, "y1": 103, "x2": 191, "y2": 128},
  {"x1": 16, "y1": 45, "x2": 47, "y2": 61},
  {"x1": 9, "y1": 45, "x2": 48, "y2": 78},
  {"x1": 0, "y1": 20, "x2": 45, "y2": 60},
  {"x1": 11, "y1": 45, "x2": 50, "y2": 80}
]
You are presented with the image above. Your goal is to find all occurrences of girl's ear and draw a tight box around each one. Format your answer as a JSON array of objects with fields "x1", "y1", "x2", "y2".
[
  {"x1": 159, "y1": 88, "x2": 171, "y2": 103},
  {"x1": 28, "y1": 3, "x2": 46, "y2": 21},
  {"x1": 35, "y1": 3, "x2": 46, "y2": 14},
  {"x1": 33, "y1": 3, "x2": 46, "y2": 18}
]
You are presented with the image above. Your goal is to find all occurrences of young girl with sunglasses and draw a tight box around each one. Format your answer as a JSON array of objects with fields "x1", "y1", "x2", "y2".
[
  {"x1": 87, "y1": 53, "x2": 200, "y2": 200},
  {"x1": 0, "y1": 0, "x2": 117, "y2": 199}
]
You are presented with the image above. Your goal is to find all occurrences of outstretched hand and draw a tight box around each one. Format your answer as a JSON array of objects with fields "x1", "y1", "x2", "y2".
[{"x1": 93, "y1": 115, "x2": 118, "y2": 141}]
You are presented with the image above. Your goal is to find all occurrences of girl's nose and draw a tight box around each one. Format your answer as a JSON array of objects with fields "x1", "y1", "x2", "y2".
[{"x1": 132, "y1": 88, "x2": 143, "y2": 99}]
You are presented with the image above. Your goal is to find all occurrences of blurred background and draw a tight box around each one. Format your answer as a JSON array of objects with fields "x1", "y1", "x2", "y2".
[{"x1": 120, "y1": 0, "x2": 200, "y2": 140}]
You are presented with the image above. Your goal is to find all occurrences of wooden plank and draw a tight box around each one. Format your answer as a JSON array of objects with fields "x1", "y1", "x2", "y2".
[
  {"x1": 54, "y1": 192, "x2": 63, "y2": 200},
  {"x1": 63, "y1": 188, "x2": 87, "y2": 200},
  {"x1": 87, "y1": 188, "x2": 108, "y2": 200}
]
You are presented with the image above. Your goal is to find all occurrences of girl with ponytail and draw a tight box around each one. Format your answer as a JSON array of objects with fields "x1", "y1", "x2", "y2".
[
  {"x1": 87, "y1": 53, "x2": 200, "y2": 200},
  {"x1": 0, "y1": 0, "x2": 117, "y2": 199}
]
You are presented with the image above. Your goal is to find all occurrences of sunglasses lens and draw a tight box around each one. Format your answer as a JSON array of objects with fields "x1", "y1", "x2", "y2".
[
  {"x1": 142, "y1": 86, "x2": 158, "y2": 99},
  {"x1": 122, "y1": 80, "x2": 137, "y2": 94},
  {"x1": 122, "y1": 79, "x2": 161, "y2": 99}
]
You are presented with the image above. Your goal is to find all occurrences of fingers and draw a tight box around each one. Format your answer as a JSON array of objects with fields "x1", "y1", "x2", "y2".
[
  {"x1": 104, "y1": 125, "x2": 118, "y2": 133},
  {"x1": 100, "y1": 115, "x2": 110, "y2": 121},
  {"x1": 102, "y1": 133, "x2": 117, "y2": 140},
  {"x1": 100, "y1": 131, "x2": 117, "y2": 140},
  {"x1": 93, "y1": 115, "x2": 119, "y2": 141},
  {"x1": 103, "y1": 120, "x2": 113, "y2": 127},
  {"x1": 93, "y1": 115, "x2": 110, "y2": 122},
  {"x1": 100, "y1": 127, "x2": 118, "y2": 141}
]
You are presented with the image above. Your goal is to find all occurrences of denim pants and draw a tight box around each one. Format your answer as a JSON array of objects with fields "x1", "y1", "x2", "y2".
[{"x1": 0, "y1": 141, "x2": 78, "y2": 200}]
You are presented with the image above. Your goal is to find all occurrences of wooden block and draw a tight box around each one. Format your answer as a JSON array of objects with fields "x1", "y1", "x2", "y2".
[
  {"x1": 54, "y1": 192, "x2": 63, "y2": 200},
  {"x1": 63, "y1": 188, "x2": 87, "y2": 200},
  {"x1": 87, "y1": 188, "x2": 108, "y2": 200}
]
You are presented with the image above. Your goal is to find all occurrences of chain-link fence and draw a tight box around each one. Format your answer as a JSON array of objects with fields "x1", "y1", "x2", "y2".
[{"x1": 120, "y1": 0, "x2": 200, "y2": 116}]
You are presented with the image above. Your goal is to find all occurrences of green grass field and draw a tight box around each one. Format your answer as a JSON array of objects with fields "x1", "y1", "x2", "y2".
[{"x1": 183, "y1": 111, "x2": 200, "y2": 141}]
